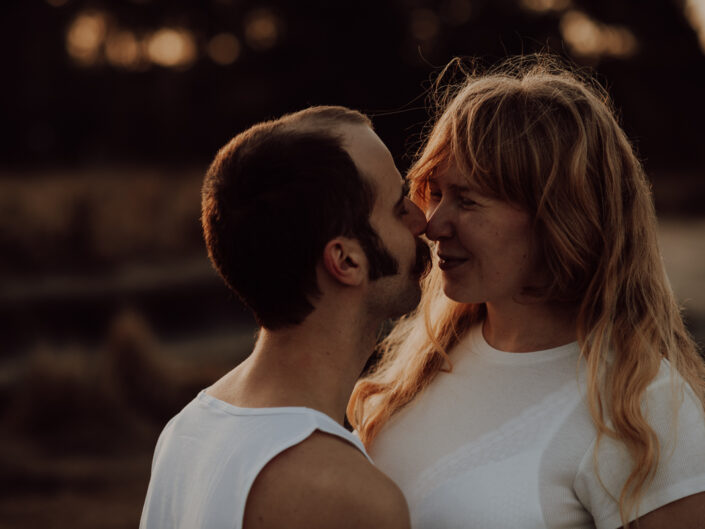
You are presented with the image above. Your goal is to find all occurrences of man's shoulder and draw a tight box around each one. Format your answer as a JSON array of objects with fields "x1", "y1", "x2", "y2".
[{"x1": 243, "y1": 430, "x2": 410, "y2": 529}]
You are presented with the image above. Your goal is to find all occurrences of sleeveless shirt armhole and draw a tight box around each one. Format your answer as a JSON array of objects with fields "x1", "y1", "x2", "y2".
[
  {"x1": 308, "y1": 414, "x2": 374, "y2": 464},
  {"x1": 238, "y1": 426, "x2": 322, "y2": 529},
  {"x1": 238, "y1": 413, "x2": 373, "y2": 528}
]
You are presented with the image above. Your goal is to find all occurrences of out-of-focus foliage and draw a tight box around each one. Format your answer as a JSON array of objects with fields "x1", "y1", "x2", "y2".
[
  {"x1": 2, "y1": 0, "x2": 705, "y2": 174},
  {"x1": 1, "y1": 2, "x2": 704, "y2": 527}
]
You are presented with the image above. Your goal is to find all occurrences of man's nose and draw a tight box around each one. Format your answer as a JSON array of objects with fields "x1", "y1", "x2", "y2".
[
  {"x1": 425, "y1": 201, "x2": 452, "y2": 241},
  {"x1": 405, "y1": 199, "x2": 427, "y2": 236}
]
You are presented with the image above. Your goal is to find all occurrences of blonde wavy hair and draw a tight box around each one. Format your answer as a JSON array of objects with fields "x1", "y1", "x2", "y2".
[{"x1": 348, "y1": 55, "x2": 705, "y2": 527}]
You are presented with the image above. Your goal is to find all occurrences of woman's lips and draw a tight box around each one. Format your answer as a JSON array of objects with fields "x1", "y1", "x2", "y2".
[{"x1": 437, "y1": 254, "x2": 468, "y2": 271}]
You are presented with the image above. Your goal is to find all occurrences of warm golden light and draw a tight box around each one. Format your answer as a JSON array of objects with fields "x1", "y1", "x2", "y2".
[
  {"x1": 411, "y1": 8, "x2": 441, "y2": 41},
  {"x1": 684, "y1": 0, "x2": 705, "y2": 53},
  {"x1": 520, "y1": 0, "x2": 571, "y2": 13},
  {"x1": 560, "y1": 11, "x2": 600, "y2": 56},
  {"x1": 244, "y1": 8, "x2": 281, "y2": 51},
  {"x1": 560, "y1": 10, "x2": 638, "y2": 59},
  {"x1": 105, "y1": 30, "x2": 142, "y2": 70},
  {"x1": 146, "y1": 28, "x2": 197, "y2": 68},
  {"x1": 66, "y1": 11, "x2": 108, "y2": 66},
  {"x1": 207, "y1": 33, "x2": 241, "y2": 65},
  {"x1": 601, "y1": 26, "x2": 639, "y2": 58}
]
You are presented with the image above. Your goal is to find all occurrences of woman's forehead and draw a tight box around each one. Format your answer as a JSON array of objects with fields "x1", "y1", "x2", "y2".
[{"x1": 427, "y1": 160, "x2": 485, "y2": 193}]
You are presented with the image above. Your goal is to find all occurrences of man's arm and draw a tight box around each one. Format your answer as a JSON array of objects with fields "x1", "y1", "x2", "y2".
[{"x1": 244, "y1": 431, "x2": 410, "y2": 529}]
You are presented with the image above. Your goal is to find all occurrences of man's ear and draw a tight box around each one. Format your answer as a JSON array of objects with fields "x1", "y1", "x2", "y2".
[{"x1": 321, "y1": 237, "x2": 366, "y2": 286}]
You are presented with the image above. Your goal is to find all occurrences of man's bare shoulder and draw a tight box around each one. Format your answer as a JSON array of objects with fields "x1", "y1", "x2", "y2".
[{"x1": 243, "y1": 430, "x2": 410, "y2": 529}]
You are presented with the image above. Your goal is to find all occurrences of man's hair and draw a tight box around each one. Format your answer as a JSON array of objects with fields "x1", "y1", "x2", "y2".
[{"x1": 201, "y1": 106, "x2": 397, "y2": 330}]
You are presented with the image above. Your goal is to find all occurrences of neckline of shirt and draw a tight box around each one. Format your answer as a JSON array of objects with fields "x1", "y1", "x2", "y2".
[
  {"x1": 464, "y1": 324, "x2": 580, "y2": 365},
  {"x1": 197, "y1": 389, "x2": 342, "y2": 425},
  {"x1": 195, "y1": 389, "x2": 372, "y2": 460}
]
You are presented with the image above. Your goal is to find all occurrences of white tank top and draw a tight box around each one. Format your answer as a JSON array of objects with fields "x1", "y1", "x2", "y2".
[{"x1": 140, "y1": 390, "x2": 372, "y2": 529}]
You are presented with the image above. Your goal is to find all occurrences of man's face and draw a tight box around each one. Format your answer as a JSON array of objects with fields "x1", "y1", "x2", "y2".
[{"x1": 340, "y1": 123, "x2": 431, "y2": 319}]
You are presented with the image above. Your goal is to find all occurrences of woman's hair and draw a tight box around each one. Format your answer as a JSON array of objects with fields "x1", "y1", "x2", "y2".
[{"x1": 348, "y1": 55, "x2": 705, "y2": 527}]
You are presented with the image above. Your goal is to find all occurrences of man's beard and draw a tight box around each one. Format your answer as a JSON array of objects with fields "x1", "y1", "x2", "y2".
[
  {"x1": 388, "y1": 237, "x2": 432, "y2": 319},
  {"x1": 412, "y1": 238, "x2": 432, "y2": 280}
]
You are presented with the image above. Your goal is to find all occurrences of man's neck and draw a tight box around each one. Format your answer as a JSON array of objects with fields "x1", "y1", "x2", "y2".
[{"x1": 208, "y1": 305, "x2": 381, "y2": 425}]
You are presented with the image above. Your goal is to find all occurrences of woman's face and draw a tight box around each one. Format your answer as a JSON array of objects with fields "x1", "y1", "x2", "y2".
[{"x1": 425, "y1": 163, "x2": 540, "y2": 307}]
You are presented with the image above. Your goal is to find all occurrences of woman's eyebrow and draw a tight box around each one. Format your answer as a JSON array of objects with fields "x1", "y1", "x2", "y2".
[{"x1": 448, "y1": 183, "x2": 473, "y2": 194}]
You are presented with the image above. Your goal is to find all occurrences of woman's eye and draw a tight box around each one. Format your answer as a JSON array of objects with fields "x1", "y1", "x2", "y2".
[{"x1": 460, "y1": 197, "x2": 477, "y2": 208}]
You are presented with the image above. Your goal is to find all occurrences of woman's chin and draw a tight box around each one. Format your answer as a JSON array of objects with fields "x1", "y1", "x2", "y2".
[{"x1": 441, "y1": 281, "x2": 479, "y2": 304}]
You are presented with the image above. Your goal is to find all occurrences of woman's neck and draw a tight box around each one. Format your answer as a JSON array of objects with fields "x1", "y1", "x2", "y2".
[{"x1": 483, "y1": 300, "x2": 577, "y2": 353}]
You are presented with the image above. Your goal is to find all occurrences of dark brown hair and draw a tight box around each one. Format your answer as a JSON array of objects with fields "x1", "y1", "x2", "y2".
[{"x1": 201, "y1": 106, "x2": 397, "y2": 329}]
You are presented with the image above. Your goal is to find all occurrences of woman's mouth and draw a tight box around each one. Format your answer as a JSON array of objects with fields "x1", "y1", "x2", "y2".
[{"x1": 437, "y1": 254, "x2": 468, "y2": 271}]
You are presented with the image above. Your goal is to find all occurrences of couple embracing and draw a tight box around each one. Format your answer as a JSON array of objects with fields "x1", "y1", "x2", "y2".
[{"x1": 141, "y1": 56, "x2": 705, "y2": 529}]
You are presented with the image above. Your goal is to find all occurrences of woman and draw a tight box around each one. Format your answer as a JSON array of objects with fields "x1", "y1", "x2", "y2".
[{"x1": 348, "y1": 56, "x2": 705, "y2": 528}]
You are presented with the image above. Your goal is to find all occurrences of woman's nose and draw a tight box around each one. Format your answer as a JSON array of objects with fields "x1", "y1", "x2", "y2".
[{"x1": 425, "y1": 201, "x2": 453, "y2": 241}]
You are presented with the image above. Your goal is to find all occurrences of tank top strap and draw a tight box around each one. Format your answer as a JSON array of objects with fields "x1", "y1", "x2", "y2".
[{"x1": 304, "y1": 408, "x2": 374, "y2": 464}]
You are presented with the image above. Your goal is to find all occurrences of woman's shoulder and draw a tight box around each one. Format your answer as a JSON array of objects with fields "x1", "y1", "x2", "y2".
[
  {"x1": 574, "y1": 359, "x2": 705, "y2": 529},
  {"x1": 644, "y1": 358, "x2": 705, "y2": 421}
]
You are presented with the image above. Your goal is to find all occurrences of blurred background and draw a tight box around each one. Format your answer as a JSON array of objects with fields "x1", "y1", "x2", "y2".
[{"x1": 1, "y1": 0, "x2": 704, "y2": 527}]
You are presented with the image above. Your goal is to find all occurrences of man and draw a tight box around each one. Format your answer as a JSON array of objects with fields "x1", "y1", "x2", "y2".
[{"x1": 140, "y1": 106, "x2": 431, "y2": 529}]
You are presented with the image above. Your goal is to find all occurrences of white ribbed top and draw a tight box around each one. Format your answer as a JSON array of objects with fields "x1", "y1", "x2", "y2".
[{"x1": 370, "y1": 324, "x2": 705, "y2": 529}]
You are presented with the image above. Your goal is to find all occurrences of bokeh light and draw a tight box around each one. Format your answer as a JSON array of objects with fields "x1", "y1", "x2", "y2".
[
  {"x1": 560, "y1": 10, "x2": 638, "y2": 60},
  {"x1": 7, "y1": 4, "x2": 705, "y2": 529},
  {"x1": 244, "y1": 8, "x2": 282, "y2": 51},
  {"x1": 105, "y1": 30, "x2": 143, "y2": 70},
  {"x1": 145, "y1": 28, "x2": 197, "y2": 68},
  {"x1": 520, "y1": 0, "x2": 571, "y2": 13},
  {"x1": 207, "y1": 33, "x2": 241, "y2": 65},
  {"x1": 66, "y1": 11, "x2": 108, "y2": 66},
  {"x1": 411, "y1": 8, "x2": 441, "y2": 41},
  {"x1": 685, "y1": 0, "x2": 705, "y2": 53}
]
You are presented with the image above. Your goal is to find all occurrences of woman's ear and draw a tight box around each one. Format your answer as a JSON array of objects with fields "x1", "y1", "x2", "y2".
[{"x1": 321, "y1": 237, "x2": 366, "y2": 286}]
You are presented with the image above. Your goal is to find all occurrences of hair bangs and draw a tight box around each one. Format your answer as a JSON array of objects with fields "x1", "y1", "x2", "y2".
[{"x1": 351, "y1": 56, "x2": 705, "y2": 529}]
